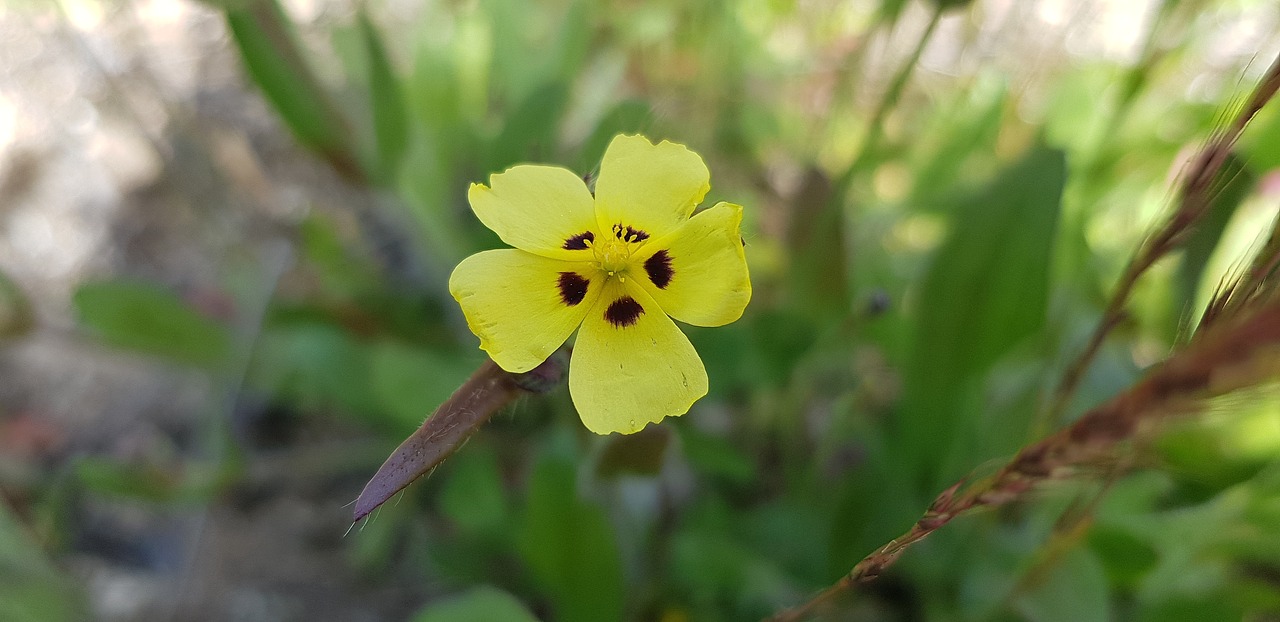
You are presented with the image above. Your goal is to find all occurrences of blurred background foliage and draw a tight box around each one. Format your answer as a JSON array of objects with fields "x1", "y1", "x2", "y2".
[{"x1": 2, "y1": 0, "x2": 1280, "y2": 620}]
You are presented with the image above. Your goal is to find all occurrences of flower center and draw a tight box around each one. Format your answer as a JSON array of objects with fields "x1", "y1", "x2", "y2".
[
  {"x1": 591, "y1": 223, "x2": 651, "y2": 280},
  {"x1": 595, "y1": 235, "x2": 632, "y2": 276}
]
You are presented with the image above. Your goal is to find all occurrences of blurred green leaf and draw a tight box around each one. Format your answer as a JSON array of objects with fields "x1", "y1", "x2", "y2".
[
  {"x1": 1089, "y1": 526, "x2": 1159, "y2": 590},
  {"x1": 74, "y1": 280, "x2": 231, "y2": 365},
  {"x1": 1241, "y1": 102, "x2": 1280, "y2": 171},
  {"x1": 297, "y1": 215, "x2": 377, "y2": 299},
  {"x1": 575, "y1": 99, "x2": 653, "y2": 172},
  {"x1": 784, "y1": 169, "x2": 849, "y2": 317},
  {"x1": 1138, "y1": 596, "x2": 1244, "y2": 622},
  {"x1": 250, "y1": 321, "x2": 379, "y2": 419},
  {"x1": 910, "y1": 74, "x2": 1007, "y2": 209},
  {"x1": 679, "y1": 426, "x2": 756, "y2": 487},
  {"x1": 596, "y1": 426, "x2": 670, "y2": 478},
  {"x1": 358, "y1": 10, "x2": 411, "y2": 184},
  {"x1": 412, "y1": 586, "x2": 539, "y2": 622},
  {"x1": 899, "y1": 144, "x2": 1066, "y2": 484},
  {"x1": 225, "y1": 0, "x2": 362, "y2": 179},
  {"x1": 438, "y1": 444, "x2": 509, "y2": 535},
  {"x1": 486, "y1": 81, "x2": 569, "y2": 171},
  {"x1": 73, "y1": 457, "x2": 229, "y2": 504},
  {"x1": 0, "y1": 504, "x2": 85, "y2": 622},
  {"x1": 519, "y1": 454, "x2": 624, "y2": 622},
  {"x1": 369, "y1": 339, "x2": 472, "y2": 429},
  {"x1": 1012, "y1": 548, "x2": 1110, "y2": 622}
]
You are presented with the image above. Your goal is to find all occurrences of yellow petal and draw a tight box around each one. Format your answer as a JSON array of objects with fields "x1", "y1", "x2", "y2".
[
  {"x1": 469, "y1": 165, "x2": 600, "y2": 260},
  {"x1": 632, "y1": 202, "x2": 751, "y2": 327},
  {"x1": 449, "y1": 249, "x2": 602, "y2": 372},
  {"x1": 594, "y1": 134, "x2": 710, "y2": 241},
  {"x1": 569, "y1": 280, "x2": 708, "y2": 434}
]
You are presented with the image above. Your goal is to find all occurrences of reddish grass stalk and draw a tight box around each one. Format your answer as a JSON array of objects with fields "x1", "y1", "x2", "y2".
[
  {"x1": 769, "y1": 297, "x2": 1280, "y2": 621},
  {"x1": 1044, "y1": 53, "x2": 1280, "y2": 426},
  {"x1": 771, "y1": 53, "x2": 1280, "y2": 622}
]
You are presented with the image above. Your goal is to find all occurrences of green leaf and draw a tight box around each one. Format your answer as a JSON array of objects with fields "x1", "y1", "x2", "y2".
[
  {"x1": 899, "y1": 144, "x2": 1066, "y2": 485},
  {"x1": 357, "y1": 10, "x2": 410, "y2": 183},
  {"x1": 225, "y1": 0, "x2": 361, "y2": 178},
  {"x1": 412, "y1": 586, "x2": 539, "y2": 622},
  {"x1": 519, "y1": 455, "x2": 624, "y2": 622},
  {"x1": 74, "y1": 280, "x2": 231, "y2": 365}
]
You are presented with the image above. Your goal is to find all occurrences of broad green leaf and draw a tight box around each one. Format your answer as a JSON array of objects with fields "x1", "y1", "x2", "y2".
[
  {"x1": 225, "y1": 1, "x2": 361, "y2": 178},
  {"x1": 358, "y1": 10, "x2": 410, "y2": 184},
  {"x1": 899, "y1": 144, "x2": 1066, "y2": 485},
  {"x1": 519, "y1": 455, "x2": 624, "y2": 622},
  {"x1": 74, "y1": 280, "x2": 231, "y2": 365},
  {"x1": 412, "y1": 586, "x2": 539, "y2": 622}
]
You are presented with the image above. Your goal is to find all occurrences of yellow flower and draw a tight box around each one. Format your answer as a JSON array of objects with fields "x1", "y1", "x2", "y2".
[{"x1": 448, "y1": 134, "x2": 752, "y2": 435}]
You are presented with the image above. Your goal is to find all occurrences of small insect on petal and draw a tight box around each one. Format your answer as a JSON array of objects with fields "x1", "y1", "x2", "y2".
[{"x1": 605, "y1": 296, "x2": 645, "y2": 327}]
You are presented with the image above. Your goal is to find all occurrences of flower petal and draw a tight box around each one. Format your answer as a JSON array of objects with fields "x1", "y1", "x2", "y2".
[
  {"x1": 569, "y1": 280, "x2": 708, "y2": 434},
  {"x1": 469, "y1": 165, "x2": 600, "y2": 259},
  {"x1": 633, "y1": 202, "x2": 751, "y2": 327},
  {"x1": 450, "y1": 249, "x2": 602, "y2": 372},
  {"x1": 594, "y1": 134, "x2": 710, "y2": 241}
]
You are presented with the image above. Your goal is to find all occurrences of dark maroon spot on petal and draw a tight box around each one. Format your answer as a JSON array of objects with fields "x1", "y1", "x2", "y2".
[
  {"x1": 562, "y1": 231, "x2": 594, "y2": 250},
  {"x1": 557, "y1": 272, "x2": 589, "y2": 306},
  {"x1": 644, "y1": 249, "x2": 674, "y2": 289},
  {"x1": 604, "y1": 296, "x2": 644, "y2": 327},
  {"x1": 612, "y1": 223, "x2": 650, "y2": 243}
]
